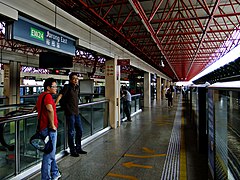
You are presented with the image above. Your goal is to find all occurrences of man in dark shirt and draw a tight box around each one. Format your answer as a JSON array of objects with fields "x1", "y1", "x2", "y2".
[
  {"x1": 56, "y1": 72, "x2": 87, "y2": 157},
  {"x1": 122, "y1": 86, "x2": 132, "y2": 122}
]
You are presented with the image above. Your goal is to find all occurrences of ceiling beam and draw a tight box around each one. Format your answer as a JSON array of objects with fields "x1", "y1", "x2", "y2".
[
  {"x1": 186, "y1": 0, "x2": 221, "y2": 78},
  {"x1": 128, "y1": 0, "x2": 178, "y2": 80}
]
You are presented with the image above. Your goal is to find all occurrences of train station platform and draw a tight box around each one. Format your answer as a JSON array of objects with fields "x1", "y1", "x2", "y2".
[{"x1": 29, "y1": 95, "x2": 208, "y2": 180}]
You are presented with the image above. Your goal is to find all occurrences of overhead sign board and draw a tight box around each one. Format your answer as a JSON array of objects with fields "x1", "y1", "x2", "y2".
[
  {"x1": 117, "y1": 59, "x2": 130, "y2": 66},
  {"x1": 49, "y1": 69, "x2": 70, "y2": 75},
  {"x1": 11, "y1": 16, "x2": 75, "y2": 55}
]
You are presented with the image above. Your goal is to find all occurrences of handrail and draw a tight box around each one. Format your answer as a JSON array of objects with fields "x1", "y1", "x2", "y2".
[
  {"x1": 0, "y1": 112, "x2": 37, "y2": 123},
  {"x1": 77, "y1": 99, "x2": 109, "y2": 108},
  {"x1": 20, "y1": 94, "x2": 39, "y2": 98},
  {"x1": 131, "y1": 94, "x2": 141, "y2": 97},
  {"x1": 0, "y1": 99, "x2": 110, "y2": 123},
  {"x1": 19, "y1": 93, "x2": 105, "y2": 97},
  {"x1": 0, "y1": 103, "x2": 33, "y2": 109}
]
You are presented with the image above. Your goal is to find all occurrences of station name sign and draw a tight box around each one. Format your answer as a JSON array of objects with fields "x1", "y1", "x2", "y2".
[{"x1": 11, "y1": 16, "x2": 75, "y2": 55}]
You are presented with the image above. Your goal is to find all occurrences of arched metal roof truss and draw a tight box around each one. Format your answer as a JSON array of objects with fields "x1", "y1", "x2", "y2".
[
  {"x1": 0, "y1": 1, "x2": 238, "y2": 81},
  {"x1": 49, "y1": 0, "x2": 240, "y2": 81}
]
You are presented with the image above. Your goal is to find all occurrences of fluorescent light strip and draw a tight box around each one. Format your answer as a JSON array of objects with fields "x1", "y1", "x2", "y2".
[{"x1": 190, "y1": 43, "x2": 240, "y2": 82}]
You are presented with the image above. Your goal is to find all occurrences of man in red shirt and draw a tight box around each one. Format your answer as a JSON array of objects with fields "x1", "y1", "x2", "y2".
[{"x1": 33, "y1": 78, "x2": 61, "y2": 180}]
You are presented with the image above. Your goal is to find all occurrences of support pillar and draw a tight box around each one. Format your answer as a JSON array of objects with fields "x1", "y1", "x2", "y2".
[
  {"x1": 144, "y1": 72, "x2": 151, "y2": 107},
  {"x1": 162, "y1": 78, "x2": 167, "y2": 98},
  {"x1": 156, "y1": 76, "x2": 162, "y2": 101},
  {"x1": 4, "y1": 61, "x2": 20, "y2": 104},
  {"x1": 105, "y1": 58, "x2": 120, "y2": 129}
]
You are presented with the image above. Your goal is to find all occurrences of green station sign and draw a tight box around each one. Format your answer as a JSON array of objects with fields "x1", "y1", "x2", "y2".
[{"x1": 30, "y1": 27, "x2": 44, "y2": 41}]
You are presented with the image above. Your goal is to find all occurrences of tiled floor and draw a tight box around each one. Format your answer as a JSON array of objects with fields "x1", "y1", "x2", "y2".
[{"x1": 30, "y1": 95, "x2": 207, "y2": 180}]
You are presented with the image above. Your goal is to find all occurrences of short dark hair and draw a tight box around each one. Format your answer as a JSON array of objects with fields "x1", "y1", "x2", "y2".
[
  {"x1": 69, "y1": 72, "x2": 78, "y2": 80},
  {"x1": 44, "y1": 78, "x2": 56, "y2": 91},
  {"x1": 122, "y1": 86, "x2": 127, "y2": 90}
]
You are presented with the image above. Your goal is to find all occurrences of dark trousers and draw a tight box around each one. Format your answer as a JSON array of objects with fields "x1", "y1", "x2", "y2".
[
  {"x1": 168, "y1": 98, "x2": 173, "y2": 107},
  {"x1": 66, "y1": 114, "x2": 83, "y2": 153},
  {"x1": 123, "y1": 101, "x2": 131, "y2": 120}
]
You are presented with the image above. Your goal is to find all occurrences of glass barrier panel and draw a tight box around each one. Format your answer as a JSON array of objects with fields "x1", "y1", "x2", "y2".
[
  {"x1": 136, "y1": 97, "x2": 140, "y2": 111},
  {"x1": 120, "y1": 101, "x2": 124, "y2": 119},
  {"x1": 16, "y1": 110, "x2": 65, "y2": 173},
  {"x1": 191, "y1": 88, "x2": 198, "y2": 126},
  {"x1": 214, "y1": 90, "x2": 228, "y2": 179},
  {"x1": 0, "y1": 86, "x2": 3, "y2": 96},
  {"x1": 20, "y1": 96, "x2": 38, "y2": 105},
  {"x1": 0, "y1": 121, "x2": 16, "y2": 179},
  {"x1": 131, "y1": 99, "x2": 135, "y2": 114},
  {"x1": 92, "y1": 102, "x2": 108, "y2": 133},
  {"x1": 79, "y1": 106, "x2": 92, "y2": 138},
  {"x1": 0, "y1": 97, "x2": 6, "y2": 106},
  {"x1": 56, "y1": 111, "x2": 66, "y2": 152},
  {"x1": 19, "y1": 117, "x2": 42, "y2": 172},
  {"x1": 227, "y1": 91, "x2": 240, "y2": 178}
]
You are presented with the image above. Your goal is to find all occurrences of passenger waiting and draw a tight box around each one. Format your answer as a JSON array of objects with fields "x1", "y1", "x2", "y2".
[
  {"x1": 122, "y1": 86, "x2": 132, "y2": 122},
  {"x1": 166, "y1": 88, "x2": 173, "y2": 108},
  {"x1": 55, "y1": 72, "x2": 87, "y2": 157}
]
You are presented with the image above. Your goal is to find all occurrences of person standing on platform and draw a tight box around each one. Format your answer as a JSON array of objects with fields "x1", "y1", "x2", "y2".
[
  {"x1": 55, "y1": 72, "x2": 87, "y2": 157},
  {"x1": 122, "y1": 86, "x2": 132, "y2": 122},
  {"x1": 169, "y1": 85, "x2": 174, "y2": 98},
  {"x1": 166, "y1": 88, "x2": 173, "y2": 108},
  {"x1": 33, "y1": 78, "x2": 61, "y2": 180},
  {"x1": 181, "y1": 85, "x2": 185, "y2": 97}
]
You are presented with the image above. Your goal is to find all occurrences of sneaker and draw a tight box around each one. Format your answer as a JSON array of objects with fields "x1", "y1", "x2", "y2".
[
  {"x1": 64, "y1": 150, "x2": 70, "y2": 156},
  {"x1": 53, "y1": 172, "x2": 61, "y2": 180},
  {"x1": 77, "y1": 150, "x2": 87, "y2": 154},
  {"x1": 70, "y1": 151, "x2": 79, "y2": 157}
]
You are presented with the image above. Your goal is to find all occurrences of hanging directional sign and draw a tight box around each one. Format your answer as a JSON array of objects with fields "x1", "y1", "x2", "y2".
[{"x1": 117, "y1": 59, "x2": 130, "y2": 66}]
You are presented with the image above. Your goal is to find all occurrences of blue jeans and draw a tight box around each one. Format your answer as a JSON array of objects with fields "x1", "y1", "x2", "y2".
[
  {"x1": 66, "y1": 114, "x2": 83, "y2": 153},
  {"x1": 40, "y1": 128, "x2": 60, "y2": 180}
]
